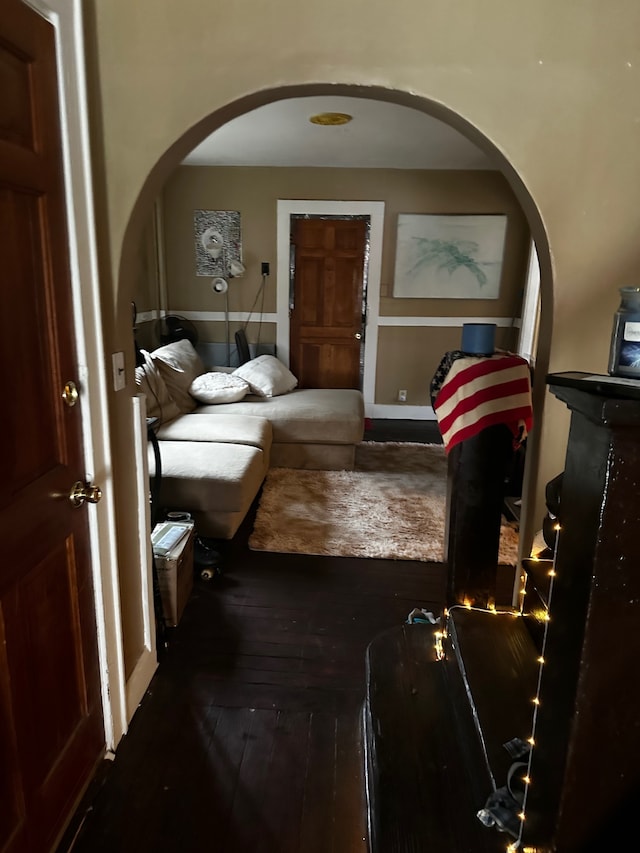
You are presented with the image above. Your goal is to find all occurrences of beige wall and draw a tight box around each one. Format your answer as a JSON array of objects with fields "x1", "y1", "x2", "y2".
[
  {"x1": 158, "y1": 165, "x2": 528, "y2": 405},
  {"x1": 376, "y1": 325, "x2": 518, "y2": 406},
  {"x1": 85, "y1": 0, "x2": 640, "y2": 682},
  {"x1": 131, "y1": 212, "x2": 161, "y2": 351}
]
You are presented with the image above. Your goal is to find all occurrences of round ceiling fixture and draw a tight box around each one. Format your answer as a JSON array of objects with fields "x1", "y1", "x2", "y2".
[{"x1": 309, "y1": 112, "x2": 353, "y2": 126}]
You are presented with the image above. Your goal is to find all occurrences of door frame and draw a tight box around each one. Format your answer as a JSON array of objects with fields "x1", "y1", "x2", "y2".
[
  {"x1": 277, "y1": 200, "x2": 384, "y2": 415},
  {"x1": 26, "y1": 0, "x2": 126, "y2": 749}
]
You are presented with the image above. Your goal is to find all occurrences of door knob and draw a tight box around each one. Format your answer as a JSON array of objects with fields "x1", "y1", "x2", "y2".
[
  {"x1": 354, "y1": 332, "x2": 362, "y2": 340},
  {"x1": 69, "y1": 481, "x2": 103, "y2": 508},
  {"x1": 62, "y1": 381, "x2": 79, "y2": 408}
]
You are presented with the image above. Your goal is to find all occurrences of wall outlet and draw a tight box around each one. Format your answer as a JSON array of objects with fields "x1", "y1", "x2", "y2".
[{"x1": 398, "y1": 389, "x2": 407, "y2": 402}]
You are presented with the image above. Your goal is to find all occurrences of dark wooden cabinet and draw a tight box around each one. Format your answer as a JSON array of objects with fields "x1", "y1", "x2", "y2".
[{"x1": 522, "y1": 374, "x2": 640, "y2": 850}]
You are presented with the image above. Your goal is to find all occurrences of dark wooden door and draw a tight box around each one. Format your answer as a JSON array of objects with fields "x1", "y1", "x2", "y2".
[
  {"x1": 0, "y1": 3, "x2": 104, "y2": 852},
  {"x1": 290, "y1": 217, "x2": 366, "y2": 389}
]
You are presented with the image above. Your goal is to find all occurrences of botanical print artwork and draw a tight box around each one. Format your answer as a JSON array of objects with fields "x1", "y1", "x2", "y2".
[
  {"x1": 393, "y1": 214, "x2": 507, "y2": 299},
  {"x1": 194, "y1": 210, "x2": 242, "y2": 277}
]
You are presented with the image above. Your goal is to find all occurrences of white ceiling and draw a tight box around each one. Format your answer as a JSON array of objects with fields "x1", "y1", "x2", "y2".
[{"x1": 181, "y1": 96, "x2": 496, "y2": 170}]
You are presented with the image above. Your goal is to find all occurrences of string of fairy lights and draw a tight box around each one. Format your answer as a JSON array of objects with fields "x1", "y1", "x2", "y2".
[{"x1": 433, "y1": 521, "x2": 561, "y2": 853}]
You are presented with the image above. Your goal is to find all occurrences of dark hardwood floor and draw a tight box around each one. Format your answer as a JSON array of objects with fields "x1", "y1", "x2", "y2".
[{"x1": 60, "y1": 422, "x2": 446, "y2": 853}]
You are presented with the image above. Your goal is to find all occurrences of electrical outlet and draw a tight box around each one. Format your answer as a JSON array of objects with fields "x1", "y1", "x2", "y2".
[
  {"x1": 398, "y1": 389, "x2": 407, "y2": 403},
  {"x1": 261, "y1": 261, "x2": 270, "y2": 276}
]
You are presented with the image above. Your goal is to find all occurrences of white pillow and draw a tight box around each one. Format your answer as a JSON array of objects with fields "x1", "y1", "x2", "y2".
[
  {"x1": 151, "y1": 339, "x2": 206, "y2": 413},
  {"x1": 135, "y1": 350, "x2": 181, "y2": 423},
  {"x1": 189, "y1": 371, "x2": 250, "y2": 404},
  {"x1": 233, "y1": 355, "x2": 298, "y2": 397}
]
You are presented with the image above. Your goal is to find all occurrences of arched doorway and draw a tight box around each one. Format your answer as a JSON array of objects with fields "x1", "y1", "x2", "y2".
[
  {"x1": 117, "y1": 82, "x2": 552, "y2": 710},
  {"x1": 122, "y1": 82, "x2": 550, "y2": 498}
]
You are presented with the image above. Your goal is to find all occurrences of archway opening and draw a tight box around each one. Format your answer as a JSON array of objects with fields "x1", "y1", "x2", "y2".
[{"x1": 120, "y1": 81, "x2": 552, "y2": 574}]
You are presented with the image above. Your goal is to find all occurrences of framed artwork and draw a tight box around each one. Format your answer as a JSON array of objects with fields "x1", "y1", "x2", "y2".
[
  {"x1": 194, "y1": 209, "x2": 242, "y2": 277},
  {"x1": 393, "y1": 213, "x2": 507, "y2": 299}
]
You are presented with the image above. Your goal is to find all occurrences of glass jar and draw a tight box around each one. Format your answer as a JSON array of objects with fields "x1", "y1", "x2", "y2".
[{"x1": 608, "y1": 286, "x2": 640, "y2": 377}]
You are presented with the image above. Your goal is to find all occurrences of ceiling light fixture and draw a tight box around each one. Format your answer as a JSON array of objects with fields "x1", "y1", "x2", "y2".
[{"x1": 309, "y1": 112, "x2": 353, "y2": 126}]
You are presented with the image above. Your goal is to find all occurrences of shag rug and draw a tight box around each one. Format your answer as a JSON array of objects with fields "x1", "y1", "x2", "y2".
[{"x1": 249, "y1": 442, "x2": 519, "y2": 563}]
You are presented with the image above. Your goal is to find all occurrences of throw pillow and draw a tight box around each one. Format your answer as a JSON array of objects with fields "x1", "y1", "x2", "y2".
[
  {"x1": 189, "y1": 372, "x2": 250, "y2": 404},
  {"x1": 135, "y1": 350, "x2": 181, "y2": 423},
  {"x1": 151, "y1": 338, "x2": 206, "y2": 413},
  {"x1": 233, "y1": 354, "x2": 298, "y2": 397}
]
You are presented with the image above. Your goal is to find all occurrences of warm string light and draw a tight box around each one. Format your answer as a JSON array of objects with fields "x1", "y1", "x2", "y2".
[
  {"x1": 435, "y1": 603, "x2": 523, "y2": 657},
  {"x1": 507, "y1": 522, "x2": 561, "y2": 850},
  {"x1": 518, "y1": 571, "x2": 528, "y2": 610},
  {"x1": 446, "y1": 603, "x2": 522, "y2": 619},
  {"x1": 431, "y1": 607, "x2": 451, "y2": 659},
  {"x1": 432, "y1": 525, "x2": 562, "y2": 851},
  {"x1": 434, "y1": 628, "x2": 447, "y2": 660}
]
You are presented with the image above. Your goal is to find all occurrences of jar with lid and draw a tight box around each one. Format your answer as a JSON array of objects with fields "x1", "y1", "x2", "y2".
[{"x1": 608, "y1": 286, "x2": 640, "y2": 377}]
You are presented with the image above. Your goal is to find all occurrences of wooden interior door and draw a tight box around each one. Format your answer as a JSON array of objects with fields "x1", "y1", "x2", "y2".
[
  {"x1": 0, "y1": 3, "x2": 104, "y2": 851},
  {"x1": 290, "y1": 217, "x2": 367, "y2": 389}
]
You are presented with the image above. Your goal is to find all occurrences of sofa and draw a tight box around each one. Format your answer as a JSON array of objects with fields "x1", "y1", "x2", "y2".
[{"x1": 135, "y1": 339, "x2": 365, "y2": 539}]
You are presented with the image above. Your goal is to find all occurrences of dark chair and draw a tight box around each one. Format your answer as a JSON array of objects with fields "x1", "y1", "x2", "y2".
[{"x1": 235, "y1": 328, "x2": 251, "y2": 365}]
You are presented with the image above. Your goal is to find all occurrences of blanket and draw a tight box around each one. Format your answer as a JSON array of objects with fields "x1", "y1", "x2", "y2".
[{"x1": 431, "y1": 352, "x2": 533, "y2": 452}]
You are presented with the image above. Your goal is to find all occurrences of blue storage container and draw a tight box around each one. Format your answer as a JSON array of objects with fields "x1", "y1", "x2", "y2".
[{"x1": 461, "y1": 323, "x2": 496, "y2": 356}]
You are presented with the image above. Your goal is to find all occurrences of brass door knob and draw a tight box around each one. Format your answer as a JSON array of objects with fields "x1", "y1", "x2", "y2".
[
  {"x1": 69, "y1": 481, "x2": 103, "y2": 507},
  {"x1": 62, "y1": 381, "x2": 79, "y2": 408}
]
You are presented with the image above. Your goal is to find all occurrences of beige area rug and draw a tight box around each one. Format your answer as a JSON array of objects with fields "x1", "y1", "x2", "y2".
[{"x1": 249, "y1": 442, "x2": 519, "y2": 563}]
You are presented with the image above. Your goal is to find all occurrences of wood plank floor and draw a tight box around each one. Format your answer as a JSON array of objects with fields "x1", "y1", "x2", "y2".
[{"x1": 61, "y1": 426, "x2": 446, "y2": 853}]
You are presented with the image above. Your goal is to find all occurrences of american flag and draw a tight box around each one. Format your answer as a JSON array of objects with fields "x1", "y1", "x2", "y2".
[{"x1": 432, "y1": 353, "x2": 533, "y2": 452}]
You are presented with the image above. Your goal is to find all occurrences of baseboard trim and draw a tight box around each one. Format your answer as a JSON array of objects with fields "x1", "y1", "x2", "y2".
[{"x1": 365, "y1": 403, "x2": 436, "y2": 420}]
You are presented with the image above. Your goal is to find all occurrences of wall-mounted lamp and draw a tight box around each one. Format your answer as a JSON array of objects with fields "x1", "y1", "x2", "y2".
[
  {"x1": 228, "y1": 259, "x2": 245, "y2": 278},
  {"x1": 209, "y1": 256, "x2": 246, "y2": 365},
  {"x1": 211, "y1": 277, "x2": 228, "y2": 294},
  {"x1": 210, "y1": 257, "x2": 245, "y2": 295}
]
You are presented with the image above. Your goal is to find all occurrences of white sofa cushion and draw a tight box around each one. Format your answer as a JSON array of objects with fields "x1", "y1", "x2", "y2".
[
  {"x1": 194, "y1": 388, "x2": 364, "y2": 445},
  {"x1": 149, "y1": 441, "x2": 266, "y2": 513},
  {"x1": 233, "y1": 354, "x2": 297, "y2": 397},
  {"x1": 151, "y1": 339, "x2": 206, "y2": 412},
  {"x1": 156, "y1": 413, "x2": 272, "y2": 455},
  {"x1": 149, "y1": 440, "x2": 267, "y2": 539},
  {"x1": 189, "y1": 371, "x2": 249, "y2": 404}
]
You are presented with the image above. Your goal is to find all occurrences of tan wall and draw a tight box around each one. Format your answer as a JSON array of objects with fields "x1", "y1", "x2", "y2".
[
  {"x1": 131, "y1": 212, "x2": 161, "y2": 351},
  {"x1": 376, "y1": 325, "x2": 518, "y2": 406},
  {"x1": 160, "y1": 165, "x2": 529, "y2": 405},
  {"x1": 85, "y1": 0, "x2": 640, "y2": 682}
]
